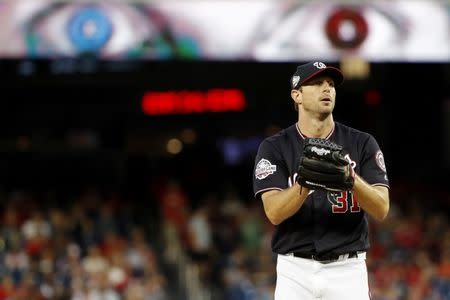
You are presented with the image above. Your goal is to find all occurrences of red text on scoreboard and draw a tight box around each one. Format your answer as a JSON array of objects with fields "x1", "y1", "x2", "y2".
[{"x1": 142, "y1": 89, "x2": 246, "y2": 115}]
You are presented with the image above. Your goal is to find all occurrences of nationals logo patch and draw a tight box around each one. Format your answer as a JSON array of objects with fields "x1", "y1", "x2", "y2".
[
  {"x1": 313, "y1": 62, "x2": 327, "y2": 69},
  {"x1": 375, "y1": 150, "x2": 386, "y2": 172},
  {"x1": 255, "y1": 159, "x2": 277, "y2": 180}
]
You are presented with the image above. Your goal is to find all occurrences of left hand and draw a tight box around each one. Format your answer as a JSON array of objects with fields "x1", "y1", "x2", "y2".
[{"x1": 297, "y1": 138, "x2": 355, "y2": 192}]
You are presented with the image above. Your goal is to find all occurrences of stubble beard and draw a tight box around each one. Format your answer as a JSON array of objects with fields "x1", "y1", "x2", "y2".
[
  {"x1": 305, "y1": 102, "x2": 334, "y2": 121},
  {"x1": 300, "y1": 95, "x2": 336, "y2": 120},
  {"x1": 317, "y1": 110, "x2": 332, "y2": 121}
]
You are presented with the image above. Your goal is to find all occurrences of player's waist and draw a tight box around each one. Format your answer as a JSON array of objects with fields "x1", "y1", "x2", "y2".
[{"x1": 288, "y1": 250, "x2": 366, "y2": 264}]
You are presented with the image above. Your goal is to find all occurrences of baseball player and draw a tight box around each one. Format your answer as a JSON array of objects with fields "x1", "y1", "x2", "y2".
[{"x1": 253, "y1": 61, "x2": 390, "y2": 299}]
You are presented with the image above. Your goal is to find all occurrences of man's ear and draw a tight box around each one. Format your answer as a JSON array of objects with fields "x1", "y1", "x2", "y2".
[{"x1": 291, "y1": 89, "x2": 302, "y2": 105}]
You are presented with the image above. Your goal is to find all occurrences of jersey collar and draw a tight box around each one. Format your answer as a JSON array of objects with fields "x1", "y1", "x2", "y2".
[{"x1": 295, "y1": 122, "x2": 335, "y2": 140}]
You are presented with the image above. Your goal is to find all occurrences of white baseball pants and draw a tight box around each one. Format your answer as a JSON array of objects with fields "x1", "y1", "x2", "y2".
[{"x1": 275, "y1": 253, "x2": 370, "y2": 300}]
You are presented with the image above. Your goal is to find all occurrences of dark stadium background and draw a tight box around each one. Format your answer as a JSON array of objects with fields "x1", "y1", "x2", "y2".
[{"x1": 1, "y1": 60, "x2": 448, "y2": 188}]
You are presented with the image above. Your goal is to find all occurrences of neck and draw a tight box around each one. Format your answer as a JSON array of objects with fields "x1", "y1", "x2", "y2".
[{"x1": 298, "y1": 113, "x2": 334, "y2": 138}]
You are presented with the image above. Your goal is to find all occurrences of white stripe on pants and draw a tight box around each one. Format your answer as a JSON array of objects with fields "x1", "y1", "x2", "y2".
[{"x1": 275, "y1": 253, "x2": 370, "y2": 300}]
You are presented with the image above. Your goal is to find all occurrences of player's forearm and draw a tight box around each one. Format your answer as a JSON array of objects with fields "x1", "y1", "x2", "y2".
[
  {"x1": 352, "y1": 175, "x2": 389, "y2": 221},
  {"x1": 261, "y1": 183, "x2": 310, "y2": 225}
]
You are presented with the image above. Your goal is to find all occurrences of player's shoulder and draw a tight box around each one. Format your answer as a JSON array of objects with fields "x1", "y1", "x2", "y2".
[
  {"x1": 259, "y1": 124, "x2": 297, "y2": 150},
  {"x1": 335, "y1": 122, "x2": 373, "y2": 142},
  {"x1": 259, "y1": 125, "x2": 298, "y2": 152}
]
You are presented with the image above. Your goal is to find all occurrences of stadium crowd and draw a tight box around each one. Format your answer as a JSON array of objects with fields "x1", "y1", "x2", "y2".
[
  {"x1": 0, "y1": 188, "x2": 170, "y2": 300},
  {"x1": 0, "y1": 179, "x2": 449, "y2": 300}
]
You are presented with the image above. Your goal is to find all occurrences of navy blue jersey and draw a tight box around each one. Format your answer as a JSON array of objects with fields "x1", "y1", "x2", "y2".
[{"x1": 253, "y1": 122, "x2": 389, "y2": 255}]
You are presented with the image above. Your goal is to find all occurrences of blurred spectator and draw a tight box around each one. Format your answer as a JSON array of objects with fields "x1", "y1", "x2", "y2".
[
  {"x1": 186, "y1": 197, "x2": 213, "y2": 285},
  {"x1": 222, "y1": 247, "x2": 258, "y2": 300},
  {"x1": 1, "y1": 205, "x2": 22, "y2": 252},
  {"x1": 21, "y1": 209, "x2": 51, "y2": 241},
  {"x1": 238, "y1": 202, "x2": 264, "y2": 254},
  {"x1": 82, "y1": 245, "x2": 109, "y2": 275},
  {"x1": 157, "y1": 179, "x2": 190, "y2": 244},
  {"x1": 0, "y1": 275, "x2": 14, "y2": 300}
]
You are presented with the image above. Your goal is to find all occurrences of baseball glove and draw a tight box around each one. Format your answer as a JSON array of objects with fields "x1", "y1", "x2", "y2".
[{"x1": 297, "y1": 138, "x2": 355, "y2": 192}]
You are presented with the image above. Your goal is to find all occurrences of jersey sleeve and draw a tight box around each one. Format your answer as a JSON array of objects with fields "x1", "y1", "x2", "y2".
[
  {"x1": 359, "y1": 134, "x2": 390, "y2": 188},
  {"x1": 253, "y1": 139, "x2": 289, "y2": 200}
]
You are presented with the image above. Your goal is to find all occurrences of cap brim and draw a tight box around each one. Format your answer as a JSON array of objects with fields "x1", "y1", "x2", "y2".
[{"x1": 300, "y1": 67, "x2": 344, "y2": 87}]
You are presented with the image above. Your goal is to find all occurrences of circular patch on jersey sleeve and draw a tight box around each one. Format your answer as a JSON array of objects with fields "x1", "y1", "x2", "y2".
[
  {"x1": 255, "y1": 159, "x2": 277, "y2": 180},
  {"x1": 375, "y1": 150, "x2": 386, "y2": 172}
]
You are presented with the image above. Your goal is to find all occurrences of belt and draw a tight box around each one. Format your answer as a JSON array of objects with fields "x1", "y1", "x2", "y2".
[{"x1": 292, "y1": 251, "x2": 359, "y2": 263}]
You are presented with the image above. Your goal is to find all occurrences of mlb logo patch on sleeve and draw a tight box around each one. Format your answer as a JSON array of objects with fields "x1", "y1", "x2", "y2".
[{"x1": 255, "y1": 159, "x2": 277, "y2": 180}]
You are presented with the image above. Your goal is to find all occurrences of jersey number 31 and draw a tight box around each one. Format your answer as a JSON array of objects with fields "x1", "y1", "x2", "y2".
[{"x1": 328, "y1": 191, "x2": 360, "y2": 213}]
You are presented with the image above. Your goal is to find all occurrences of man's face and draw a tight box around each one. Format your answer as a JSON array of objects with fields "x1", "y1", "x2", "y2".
[{"x1": 297, "y1": 75, "x2": 336, "y2": 117}]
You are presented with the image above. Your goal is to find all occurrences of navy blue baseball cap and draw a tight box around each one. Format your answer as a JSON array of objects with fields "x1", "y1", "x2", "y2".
[{"x1": 291, "y1": 61, "x2": 344, "y2": 89}]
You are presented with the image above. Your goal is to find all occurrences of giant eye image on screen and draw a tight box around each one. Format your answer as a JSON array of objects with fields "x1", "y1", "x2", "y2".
[
  {"x1": 249, "y1": 1, "x2": 450, "y2": 61},
  {"x1": 0, "y1": 0, "x2": 448, "y2": 61},
  {"x1": 0, "y1": 0, "x2": 202, "y2": 59}
]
